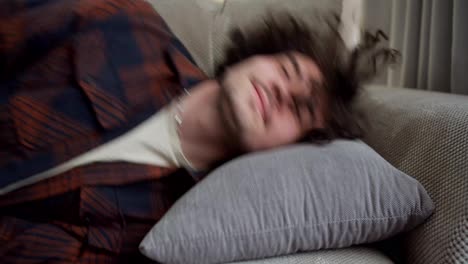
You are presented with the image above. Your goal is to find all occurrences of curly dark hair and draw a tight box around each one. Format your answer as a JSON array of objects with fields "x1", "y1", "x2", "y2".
[{"x1": 215, "y1": 13, "x2": 399, "y2": 142}]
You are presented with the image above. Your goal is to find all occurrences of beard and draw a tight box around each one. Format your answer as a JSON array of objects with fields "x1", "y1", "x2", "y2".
[{"x1": 216, "y1": 78, "x2": 249, "y2": 154}]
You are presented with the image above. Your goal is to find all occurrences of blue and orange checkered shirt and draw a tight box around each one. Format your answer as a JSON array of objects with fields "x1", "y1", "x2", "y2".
[{"x1": 0, "y1": 0, "x2": 207, "y2": 262}]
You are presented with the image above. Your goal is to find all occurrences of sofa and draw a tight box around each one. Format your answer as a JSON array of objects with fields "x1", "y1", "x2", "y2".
[{"x1": 146, "y1": 1, "x2": 468, "y2": 263}]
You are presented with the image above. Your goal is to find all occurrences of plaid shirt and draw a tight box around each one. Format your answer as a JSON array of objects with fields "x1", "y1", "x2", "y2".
[{"x1": 0, "y1": 0, "x2": 207, "y2": 262}]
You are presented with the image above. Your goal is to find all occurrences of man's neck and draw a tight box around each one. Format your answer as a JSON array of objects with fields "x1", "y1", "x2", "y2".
[{"x1": 178, "y1": 80, "x2": 238, "y2": 170}]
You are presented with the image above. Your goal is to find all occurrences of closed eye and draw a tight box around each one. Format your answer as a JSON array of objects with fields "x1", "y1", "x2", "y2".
[
  {"x1": 291, "y1": 97, "x2": 316, "y2": 125},
  {"x1": 291, "y1": 97, "x2": 303, "y2": 121},
  {"x1": 286, "y1": 53, "x2": 302, "y2": 79},
  {"x1": 280, "y1": 64, "x2": 290, "y2": 80}
]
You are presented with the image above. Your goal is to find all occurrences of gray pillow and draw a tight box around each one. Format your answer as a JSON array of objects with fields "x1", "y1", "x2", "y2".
[{"x1": 140, "y1": 140, "x2": 434, "y2": 264}]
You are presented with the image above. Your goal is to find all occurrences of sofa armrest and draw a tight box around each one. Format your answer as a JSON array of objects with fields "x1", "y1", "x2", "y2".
[{"x1": 356, "y1": 85, "x2": 468, "y2": 264}]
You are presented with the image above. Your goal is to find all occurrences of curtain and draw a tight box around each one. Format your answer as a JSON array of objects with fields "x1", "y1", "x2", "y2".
[{"x1": 363, "y1": 0, "x2": 468, "y2": 95}]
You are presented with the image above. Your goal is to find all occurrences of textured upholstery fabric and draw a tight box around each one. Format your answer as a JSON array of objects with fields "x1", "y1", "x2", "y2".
[
  {"x1": 140, "y1": 140, "x2": 433, "y2": 264},
  {"x1": 146, "y1": 0, "x2": 223, "y2": 76},
  {"x1": 356, "y1": 85, "x2": 468, "y2": 264},
  {"x1": 227, "y1": 247, "x2": 393, "y2": 264}
]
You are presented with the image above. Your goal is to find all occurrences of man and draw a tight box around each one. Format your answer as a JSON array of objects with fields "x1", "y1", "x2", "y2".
[{"x1": 0, "y1": 0, "x2": 396, "y2": 263}]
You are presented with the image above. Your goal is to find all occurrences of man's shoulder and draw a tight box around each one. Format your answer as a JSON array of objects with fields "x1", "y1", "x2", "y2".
[{"x1": 0, "y1": 0, "x2": 207, "y2": 186}]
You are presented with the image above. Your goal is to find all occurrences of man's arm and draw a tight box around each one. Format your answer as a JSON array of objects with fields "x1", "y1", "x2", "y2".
[{"x1": 0, "y1": 0, "x2": 76, "y2": 79}]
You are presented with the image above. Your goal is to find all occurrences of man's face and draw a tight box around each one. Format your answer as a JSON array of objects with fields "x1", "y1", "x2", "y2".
[{"x1": 218, "y1": 52, "x2": 328, "y2": 152}]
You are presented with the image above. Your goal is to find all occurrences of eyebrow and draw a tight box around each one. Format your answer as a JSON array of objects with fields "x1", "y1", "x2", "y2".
[{"x1": 286, "y1": 53, "x2": 302, "y2": 77}]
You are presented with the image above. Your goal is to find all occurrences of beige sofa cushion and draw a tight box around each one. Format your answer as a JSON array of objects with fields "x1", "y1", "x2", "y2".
[
  {"x1": 149, "y1": 0, "x2": 362, "y2": 77},
  {"x1": 229, "y1": 246, "x2": 393, "y2": 264},
  {"x1": 357, "y1": 86, "x2": 468, "y2": 264},
  {"x1": 146, "y1": 0, "x2": 224, "y2": 76}
]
